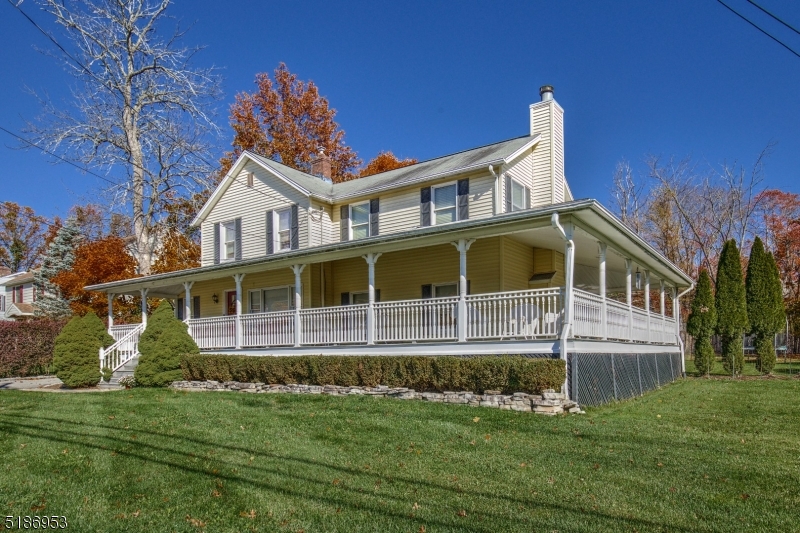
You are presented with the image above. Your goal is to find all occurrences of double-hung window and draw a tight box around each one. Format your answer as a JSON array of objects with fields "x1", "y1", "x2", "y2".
[
  {"x1": 434, "y1": 283, "x2": 458, "y2": 298},
  {"x1": 276, "y1": 208, "x2": 292, "y2": 251},
  {"x1": 221, "y1": 221, "x2": 236, "y2": 261},
  {"x1": 249, "y1": 286, "x2": 295, "y2": 313},
  {"x1": 350, "y1": 202, "x2": 370, "y2": 239},
  {"x1": 433, "y1": 183, "x2": 457, "y2": 224},
  {"x1": 510, "y1": 179, "x2": 527, "y2": 211}
]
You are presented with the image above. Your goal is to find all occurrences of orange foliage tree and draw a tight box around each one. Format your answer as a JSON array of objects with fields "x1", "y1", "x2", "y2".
[
  {"x1": 359, "y1": 151, "x2": 417, "y2": 177},
  {"x1": 52, "y1": 236, "x2": 139, "y2": 320},
  {"x1": 151, "y1": 193, "x2": 201, "y2": 274},
  {"x1": 221, "y1": 63, "x2": 362, "y2": 183}
]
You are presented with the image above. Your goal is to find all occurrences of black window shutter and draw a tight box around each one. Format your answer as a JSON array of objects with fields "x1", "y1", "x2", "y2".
[
  {"x1": 290, "y1": 204, "x2": 299, "y2": 250},
  {"x1": 340, "y1": 205, "x2": 349, "y2": 241},
  {"x1": 375, "y1": 289, "x2": 381, "y2": 303},
  {"x1": 457, "y1": 178, "x2": 469, "y2": 220},
  {"x1": 505, "y1": 175, "x2": 512, "y2": 213},
  {"x1": 467, "y1": 280, "x2": 471, "y2": 295},
  {"x1": 421, "y1": 284, "x2": 432, "y2": 299},
  {"x1": 192, "y1": 296, "x2": 200, "y2": 319},
  {"x1": 369, "y1": 198, "x2": 379, "y2": 236},
  {"x1": 234, "y1": 218, "x2": 242, "y2": 260},
  {"x1": 524, "y1": 185, "x2": 531, "y2": 209},
  {"x1": 266, "y1": 210, "x2": 274, "y2": 255},
  {"x1": 341, "y1": 292, "x2": 350, "y2": 306},
  {"x1": 177, "y1": 298, "x2": 184, "y2": 320},
  {"x1": 213, "y1": 222, "x2": 220, "y2": 264},
  {"x1": 420, "y1": 187, "x2": 431, "y2": 226}
]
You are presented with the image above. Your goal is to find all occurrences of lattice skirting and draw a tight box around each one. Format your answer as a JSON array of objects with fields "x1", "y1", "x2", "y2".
[{"x1": 567, "y1": 352, "x2": 683, "y2": 407}]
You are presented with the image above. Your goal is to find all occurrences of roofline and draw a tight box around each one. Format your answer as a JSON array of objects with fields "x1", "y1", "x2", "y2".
[{"x1": 86, "y1": 198, "x2": 692, "y2": 294}]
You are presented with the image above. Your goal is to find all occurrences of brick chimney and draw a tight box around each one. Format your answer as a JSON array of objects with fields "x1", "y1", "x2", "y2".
[{"x1": 310, "y1": 149, "x2": 332, "y2": 181}]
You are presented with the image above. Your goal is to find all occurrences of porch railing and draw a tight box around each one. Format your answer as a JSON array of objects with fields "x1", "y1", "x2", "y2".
[
  {"x1": 100, "y1": 323, "x2": 145, "y2": 372},
  {"x1": 302, "y1": 305, "x2": 368, "y2": 344},
  {"x1": 109, "y1": 323, "x2": 141, "y2": 342},
  {"x1": 375, "y1": 297, "x2": 459, "y2": 342},
  {"x1": 466, "y1": 288, "x2": 563, "y2": 340},
  {"x1": 242, "y1": 310, "x2": 294, "y2": 347},
  {"x1": 177, "y1": 287, "x2": 679, "y2": 351}
]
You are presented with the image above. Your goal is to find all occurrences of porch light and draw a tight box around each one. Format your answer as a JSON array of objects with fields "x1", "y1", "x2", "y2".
[
  {"x1": 212, "y1": 293, "x2": 219, "y2": 304},
  {"x1": 635, "y1": 269, "x2": 641, "y2": 290}
]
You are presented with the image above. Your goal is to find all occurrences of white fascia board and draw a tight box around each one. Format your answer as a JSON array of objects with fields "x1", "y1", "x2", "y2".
[
  {"x1": 501, "y1": 134, "x2": 541, "y2": 165},
  {"x1": 191, "y1": 152, "x2": 313, "y2": 227}
]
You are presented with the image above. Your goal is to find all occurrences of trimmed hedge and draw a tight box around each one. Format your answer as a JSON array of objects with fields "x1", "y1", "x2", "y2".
[
  {"x1": 0, "y1": 319, "x2": 67, "y2": 378},
  {"x1": 181, "y1": 354, "x2": 565, "y2": 394}
]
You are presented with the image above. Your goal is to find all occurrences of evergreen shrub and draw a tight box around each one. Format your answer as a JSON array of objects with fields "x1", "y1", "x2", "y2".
[
  {"x1": 135, "y1": 300, "x2": 199, "y2": 387},
  {"x1": 715, "y1": 240, "x2": 748, "y2": 375},
  {"x1": 52, "y1": 313, "x2": 113, "y2": 388},
  {"x1": 745, "y1": 237, "x2": 786, "y2": 374},
  {"x1": 181, "y1": 354, "x2": 566, "y2": 394},
  {"x1": 687, "y1": 270, "x2": 717, "y2": 376}
]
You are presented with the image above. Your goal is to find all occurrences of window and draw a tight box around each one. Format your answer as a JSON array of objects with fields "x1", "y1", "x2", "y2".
[
  {"x1": 434, "y1": 283, "x2": 458, "y2": 298},
  {"x1": 510, "y1": 179, "x2": 527, "y2": 211},
  {"x1": 433, "y1": 183, "x2": 457, "y2": 224},
  {"x1": 0, "y1": 295, "x2": 5, "y2": 312},
  {"x1": 249, "y1": 286, "x2": 295, "y2": 313},
  {"x1": 12, "y1": 286, "x2": 23, "y2": 304},
  {"x1": 276, "y1": 208, "x2": 292, "y2": 251},
  {"x1": 351, "y1": 291, "x2": 369, "y2": 305},
  {"x1": 221, "y1": 221, "x2": 236, "y2": 260},
  {"x1": 350, "y1": 202, "x2": 370, "y2": 240}
]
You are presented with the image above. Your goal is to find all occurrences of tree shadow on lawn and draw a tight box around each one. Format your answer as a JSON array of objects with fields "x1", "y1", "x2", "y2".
[{"x1": 0, "y1": 410, "x2": 699, "y2": 533}]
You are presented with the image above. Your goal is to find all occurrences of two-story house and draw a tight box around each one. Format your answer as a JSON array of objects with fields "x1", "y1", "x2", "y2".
[
  {"x1": 1, "y1": 271, "x2": 36, "y2": 320},
  {"x1": 88, "y1": 87, "x2": 694, "y2": 404}
]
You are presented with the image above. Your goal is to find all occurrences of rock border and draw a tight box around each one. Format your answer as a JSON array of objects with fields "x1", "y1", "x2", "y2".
[{"x1": 170, "y1": 381, "x2": 584, "y2": 415}]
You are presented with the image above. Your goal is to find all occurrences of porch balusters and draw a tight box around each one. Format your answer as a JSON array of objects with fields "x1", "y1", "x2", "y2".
[
  {"x1": 598, "y1": 242, "x2": 607, "y2": 340},
  {"x1": 644, "y1": 271, "x2": 650, "y2": 343},
  {"x1": 233, "y1": 274, "x2": 245, "y2": 349},
  {"x1": 291, "y1": 264, "x2": 306, "y2": 347},
  {"x1": 452, "y1": 238, "x2": 475, "y2": 343},
  {"x1": 362, "y1": 253, "x2": 382, "y2": 345},
  {"x1": 625, "y1": 259, "x2": 633, "y2": 342}
]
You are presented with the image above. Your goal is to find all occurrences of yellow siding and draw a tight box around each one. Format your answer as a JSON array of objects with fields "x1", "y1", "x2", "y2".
[
  {"x1": 504, "y1": 149, "x2": 534, "y2": 212},
  {"x1": 201, "y1": 161, "x2": 310, "y2": 266},
  {"x1": 531, "y1": 247, "x2": 566, "y2": 288},
  {"x1": 501, "y1": 237, "x2": 534, "y2": 291}
]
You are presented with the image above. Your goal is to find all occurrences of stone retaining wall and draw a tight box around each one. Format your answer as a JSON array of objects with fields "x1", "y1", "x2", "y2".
[{"x1": 169, "y1": 381, "x2": 584, "y2": 415}]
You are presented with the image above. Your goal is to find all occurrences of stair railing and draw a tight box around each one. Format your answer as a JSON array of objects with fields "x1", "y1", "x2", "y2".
[{"x1": 100, "y1": 323, "x2": 145, "y2": 372}]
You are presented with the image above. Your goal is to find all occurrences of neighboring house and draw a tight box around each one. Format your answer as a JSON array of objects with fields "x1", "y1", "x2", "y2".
[
  {"x1": 1, "y1": 271, "x2": 36, "y2": 320},
  {"x1": 88, "y1": 86, "x2": 694, "y2": 404}
]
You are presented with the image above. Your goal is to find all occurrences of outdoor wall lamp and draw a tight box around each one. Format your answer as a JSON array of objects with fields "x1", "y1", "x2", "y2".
[{"x1": 212, "y1": 293, "x2": 218, "y2": 304}]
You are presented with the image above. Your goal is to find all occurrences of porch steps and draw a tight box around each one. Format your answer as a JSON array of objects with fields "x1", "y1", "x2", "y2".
[{"x1": 99, "y1": 356, "x2": 139, "y2": 389}]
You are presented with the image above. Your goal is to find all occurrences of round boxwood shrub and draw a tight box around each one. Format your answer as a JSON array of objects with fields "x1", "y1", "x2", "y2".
[
  {"x1": 52, "y1": 313, "x2": 114, "y2": 388},
  {"x1": 135, "y1": 300, "x2": 199, "y2": 387}
]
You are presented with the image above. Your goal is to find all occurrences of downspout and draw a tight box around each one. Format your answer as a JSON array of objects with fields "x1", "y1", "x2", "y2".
[
  {"x1": 675, "y1": 284, "x2": 694, "y2": 376},
  {"x1": 489, "y1": 164, "x2": 500, "y2": 215},
  {"x1": 551, "y1": 212, "x2": 574, "y2": 398}
]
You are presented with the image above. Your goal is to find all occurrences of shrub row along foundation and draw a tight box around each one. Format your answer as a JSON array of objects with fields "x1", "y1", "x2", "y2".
[{"x1": 169, "y1": 380, "x2": 584, "y2": 415}]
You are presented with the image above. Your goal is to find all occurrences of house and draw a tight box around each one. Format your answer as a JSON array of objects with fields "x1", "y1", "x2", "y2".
[
  {"x1": 0, "y1": 271, "x2": 36, "y2": 320},
  {"x1": 87, "y1": 86, "x2": 694, "y2": 404}
]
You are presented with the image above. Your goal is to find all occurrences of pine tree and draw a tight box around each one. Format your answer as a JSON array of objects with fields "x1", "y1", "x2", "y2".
[
  {"x1": 135, "y1": 300, "x2": 199, "y2": 387},
  {"x1": 715, "y1": 240, "x2": 749, "y2": 376},
  {"x1": 687, "y1": 270, "x2": 717, "y2": 376},
  {"x1": 747, "y1": 237, "x2": 787, "y2": 374},
  {"x1": 34, "y1": 218, "x2": 80, "y2": 318},
  {"x1": 52, "y1": 312, "x2": 113, "y2": 388}
]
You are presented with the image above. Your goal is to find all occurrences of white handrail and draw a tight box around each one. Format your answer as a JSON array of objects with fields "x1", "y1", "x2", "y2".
[
  {"x1": 187, "y1": 315, "x2": 236, "y2": 350},
  {"x1": 241, "y1": 310, "x2": 295, "y2": 347},
  {"x1": 375, "y1": 297, "x2": 458, "y2": 342},
  {"x1": 100, "y1": 323, "x2": 145, "y2": 372},
  {"x1": 301, "y1": 305, "x2": 368, "y2": 344},
  {"x1": 466, "y1": 288, "x2": 562, "y2": 339}
]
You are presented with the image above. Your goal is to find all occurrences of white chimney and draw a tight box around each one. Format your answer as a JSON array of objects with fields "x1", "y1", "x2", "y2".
[{"x1": 529, "y1": 85, "x2": 565, "y2": 204}]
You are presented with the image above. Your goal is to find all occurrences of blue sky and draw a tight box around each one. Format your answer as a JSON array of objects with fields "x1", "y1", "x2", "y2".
[{"x1": 1, "y1": 0, "x2": 798, "y2": 221}]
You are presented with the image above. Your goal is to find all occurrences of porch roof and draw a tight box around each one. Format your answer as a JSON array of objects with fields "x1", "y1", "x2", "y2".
[{"x1": 86, "y1": 199, "x2": 694, "y2": 298}]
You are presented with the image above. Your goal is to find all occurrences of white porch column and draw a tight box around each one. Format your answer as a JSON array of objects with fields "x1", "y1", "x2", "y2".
[
  {"x1": 183, "y1": 282, "x2": 194, "y2": 322},
  {"x1": 452, "y1": 239, "x2": 475, "y2": 343},
  {"x1": 673, "y1": 287, "x2": 685, "y2": 373},
  {"x1": 551, "y1": 213, "x2": 575, "y2": 399},
  {"x1": 644, "y1": 270, "x2": 651, "y2": 342},
  {"x1": 625, "y1": 259, "x2": 633, "y2": 341},
  {"x1": 659, "y1": 280, "x2": 665, "y2": 316},
  {"x1": 107, "y1": 293, "x2": 114, "y2": 331},
  {"x1": 140, "y1": 288, "x2": 149, "y2": 327},
  {"x1": 291, "y1": 264, "x2": 306, "y2": 347},
  {"x1": 362, "y1": 253, "x2": 382, "y2": 345},
  {"x1": 598, "y1": 242, "x2": 607, "y2": 340},
  {"x1": 233, "y1": 274, "x2": 245, "y2": 349}
]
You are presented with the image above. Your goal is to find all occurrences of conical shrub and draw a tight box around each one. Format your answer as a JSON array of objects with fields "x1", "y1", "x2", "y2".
[
  {"x1": 687, "y1": 270, "x2": 716, "y2": 376},
  {"x1": 135, "y1": 300, "x2": 199, "y2": 387},
  {"x1": 716, "y1": 240, "x2": 748, "y2": 375},
  {"x1": 746, "y1": 238, "x2": 786, "y2": 374},
  {"x1": 53, "y1": 313, "x2": 113, "y2": 388}
]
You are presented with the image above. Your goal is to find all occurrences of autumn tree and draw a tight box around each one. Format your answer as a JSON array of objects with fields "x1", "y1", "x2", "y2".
[
  {"x1": 222, "y1": 63, "x2": 361, "y2": 183},
  {"x1": 0, "y1": 202, "x2": 47, "y2": 273},
  {"x1": 151, "y1": 193, "x2": 201, "y2": 273},
  {"x1": 24, "y1": 0, "x2": 221, "y2": 276},
  {"x1": 52, "y1": 236, "x2": 138, "y2": 320},
  {"x1": 359, "y1": 151, "x2": 418, "y2": 177}
]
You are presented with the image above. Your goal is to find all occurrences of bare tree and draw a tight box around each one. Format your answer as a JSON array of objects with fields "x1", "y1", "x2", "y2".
[
  {"x1": 25, "y1": 0, "x2": 221, "y2": 275},
  {"x1": 609, "y1": 160, "x2": 647, "y2": 235}
]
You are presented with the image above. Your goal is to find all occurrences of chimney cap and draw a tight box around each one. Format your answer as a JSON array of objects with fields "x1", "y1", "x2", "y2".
[{"x1": 539, "y1": 85, "x2": 554, "y2": 101}]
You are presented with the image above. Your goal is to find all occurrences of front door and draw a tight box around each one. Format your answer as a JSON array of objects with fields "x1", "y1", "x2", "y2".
[{"x1": 226, "y1": 291, "x2": 237, "y2": 316}]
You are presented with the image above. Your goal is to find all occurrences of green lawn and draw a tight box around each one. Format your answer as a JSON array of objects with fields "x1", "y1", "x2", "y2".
[{"x1": 1, "y1": 379, "x2": 799, "y2": 532}]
